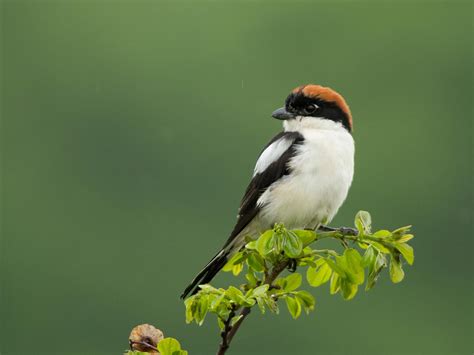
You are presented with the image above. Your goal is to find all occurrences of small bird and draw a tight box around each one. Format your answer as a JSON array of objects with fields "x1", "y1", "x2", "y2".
[{"x1": 181, "y1": 84, "x2": 354, "y2": 298}]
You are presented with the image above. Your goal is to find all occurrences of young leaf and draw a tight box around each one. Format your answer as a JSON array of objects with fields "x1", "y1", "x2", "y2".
[
  {"x1": 395, "y1": 243, "x2": 414, "y2": 265},
  {"x1": 366, "y1": 252, "x2": 386, "y2": 290},
  {"x1": 263, "y1": 295, "x2": 279, "y2": 314},
  {"x1": 389, "y1": 256, "x2": 405, "y2": 283},
  {"x1": 283, "y1": 231, "x2": 303, "y2": 258},
  {"x1": 245, "y1": 240, "x2": 257, "y2": 250},
  {"x1": 294, "y1": 290, "x2": 316, "y2": 314},
  {"x1": 197, "y1": 295, "x2": 209, "y2": 325},
  {"x1": 285, "y1": 296, "x2": 302, "y2": 319},
  {"x1": 293, "y1": 229, "x2": 317, "y2": 245},
  {"x1": 222, "y1": 252, "x2": 245, "y2": 272},
  {"x1": 225, "y1": 286, "x2": 244, "y2": 304},
  {"x1": 307, "y1": 261, "x2": 332, "y2": 287},
  {"x1": 330, "y1": 273, "x2": 341, "y2": 294},
  {"x1": 217, "y1": 317, "x2": 225, "y2": 331},
  {"x1": 340, "y1": 279, "x2": 358, "y2": 300},
  {"x1": 396, "y1": 234, "x2": 414, "y2": 243},
  {"x1": 370, "y1": 241, "x2": 391, "y2": 254},
  {"x1": 373, "y1": 229, "x2": 392, "y2": 238},
  {"x1": 246, "y1": 253, "x2": 265, "y2": 272},
  {"x1": 157, "y1": 338, "x2": 182, "y2": 355},
  {"x1": 252, "y1": 284, "x2": 270, "y2": 297},
  {"x1": 343, "y1": 248, "x2": 364, "y2": 285},
  {"x1": 184, "y1": 297, "x2": 195, "y2": 323},
  {"x1": 211, "y1": 294, "x2": 225, "y2": 311},
  {"x1": 392, "y1": 225, "x2": 412, "y2": 235},
  {"x1": 283, "y1": 273, "x2": 302, "y2": 292},
  {"x1": 232, "y1": 262, "x2": 243, "y2": 276},
  {"x1": 361, "y1": 246, "x2": 376, "y2": 268},
  {"x1": 256, "y1": 230, "x2": 275, "y2": 256},
  {"x1": 354, "y1": 210, "x2": 372, "y2": 235},
  {"x1": 324, "y1": 257, "x2": 346, "y2": 278},
  {"x1": 245, "y1": 271, "x2": 259, "y2": 288}
]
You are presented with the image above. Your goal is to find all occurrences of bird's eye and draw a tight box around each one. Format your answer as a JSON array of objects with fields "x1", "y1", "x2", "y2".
[{"x1": 305, "y1": 104, "x2": 317, "y2": 114}]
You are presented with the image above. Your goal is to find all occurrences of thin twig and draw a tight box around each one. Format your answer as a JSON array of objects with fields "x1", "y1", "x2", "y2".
[
  {"x1": 217, "y1": 307, "x2": 235, "y2": 355},
  {"x1": 215, "y1": 225, "x2": 358, "y2": 355},
  {"x1": 216, "y1": 259, "x2": 289, "y2": 355}
]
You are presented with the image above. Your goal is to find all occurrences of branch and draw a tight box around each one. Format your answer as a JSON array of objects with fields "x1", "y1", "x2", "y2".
[
  {"x1": 217, "y1": 258, "x2": 290, "y2": 355},
  {"x1": 183, "y1": 212, "x2": 415, "y2": 355}
]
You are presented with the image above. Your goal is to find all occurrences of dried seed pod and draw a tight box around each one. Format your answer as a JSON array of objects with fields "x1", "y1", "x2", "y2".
[{"x1": 129, "y1": 324, "x2": 164, "y2": 353}]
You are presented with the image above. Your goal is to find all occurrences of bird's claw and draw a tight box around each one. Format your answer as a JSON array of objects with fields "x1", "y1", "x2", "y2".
[{"x1": 287, "y1": 259, "x2": 297, "y2": 272}]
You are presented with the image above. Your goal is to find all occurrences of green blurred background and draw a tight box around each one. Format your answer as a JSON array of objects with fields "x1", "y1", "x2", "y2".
[{"x1": 1, "y1": 1, "x2": 472, "y2": 354}]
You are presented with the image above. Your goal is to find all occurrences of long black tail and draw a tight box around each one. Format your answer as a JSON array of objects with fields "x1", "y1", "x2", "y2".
[{"x1": 180, "y1": 249, "x2": 229, "y2": 299}]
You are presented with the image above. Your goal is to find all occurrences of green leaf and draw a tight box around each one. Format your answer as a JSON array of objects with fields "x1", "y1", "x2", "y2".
[
  {"x1": 354, "y1": 210, "x2": 372, "y2": 235},
  {"x1": 263, "y1": 296, "x2": 279, "y2": 314},
  {"x1": 251, "y1": 284, "x2": 269, "y2": 297},
  {"x1": 184, "y1": 296, "x2": 195, "y2": 323},
  {"x1": 256, "y1": 297, "x2": 266, "y2": 314},
  {"x1": 283, "y1": 231, "x2": 303, "y2": 258},
  {"x1": 389, "y1": 255, "x2": 405, "y2": 283},
  {"x1": 293, "y1": 229, "x2": 317, "y2": 245},
  {"x1": 396, "y1": 234, "x2": 414, "y2": 243},
  {"x1": 246, "y1": 253, "x2": 265, "y2": 272},
  {"x1": 197, "y1": 295, "x2": 209, "y2": 325},
  {"x1": 369, "y1": 241, "x2": 391, "y2": 254},
  {"x1": 330, "y1": 273, "x2": 341, "y2": 294},
  {"x1": 283, "y1": 273, "x2": 302, "y2": 292},
  {"x1": 307, "y1": 261, "x2": 332, "y2": 287},
  {"x1": 294, "y1": 290, "x2": 316, "y2": 314},
  {"x1": 256, "y1": 230, "x2": 275, "y2": 256},
  {"x1": 392, "y1": 225, "x2": 412, "y2": 235},
  {"x1": 245, "y1": 271, "x2": 259, "y2": 287},
  {"x1": 361, "y1": 246, "x2": 376, "y2": 268},
  {"x1": 366, "y1": 252, "x2": 386, "y2": 290},
  {"x1": 285, "y1": 296, "x2": 302, "y2": 319},
  {"x1": 210, "y1": 294, "x2": 225, "y2": 310},
  {"x1": 325, "y1": 257, "x2": 347, "y2": 277},
  {"x1": 343, "y1": 249, "x2": 364, "y2": 285},
  {"x1": 340, "y1": 279, "x2": 358, "y2": 300},
  {"x1": 222, "y1": 252, "x2": 246, "y2": 272},
  {"x1": 373, "y1": 229, "x2": 392, "y2": 238},
  {"x1": 395, "y1": 243, "x2": 414, "y2": 265},
  {"x1": 157, "y1": 337, "x2": 182, "y2": 355},
  {"x1": 225, "y1": 286, "x2": 244, "y2": 303},
  {"x1": 245, "y1": 241, "x2": 257, "y2": 250},
  {"x1": 232, "y1": 262, "x2": 243, "y2": 276},
  {"x1": 217, "y1": 317, "x2": 225, "y2": 331}
]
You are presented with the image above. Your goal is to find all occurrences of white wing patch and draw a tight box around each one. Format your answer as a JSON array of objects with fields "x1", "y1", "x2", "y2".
[{"x1": 253, "y1": 137, "x2": 293, "y2": 176}]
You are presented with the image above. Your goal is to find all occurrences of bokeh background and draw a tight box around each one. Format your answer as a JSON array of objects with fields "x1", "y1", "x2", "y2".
[{"x1": 1, "y1": 1, "x2": 472, "y2": 354}]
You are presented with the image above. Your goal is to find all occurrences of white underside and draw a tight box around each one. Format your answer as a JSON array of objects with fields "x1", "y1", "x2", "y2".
[{"x1": 229, "y1": 117, "x2": 354, "y2": 251}]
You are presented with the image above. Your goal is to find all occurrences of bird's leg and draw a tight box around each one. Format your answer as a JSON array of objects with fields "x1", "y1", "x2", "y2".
[{"x1": 318, "y1": 224, "x2": 358, "y2": 236}]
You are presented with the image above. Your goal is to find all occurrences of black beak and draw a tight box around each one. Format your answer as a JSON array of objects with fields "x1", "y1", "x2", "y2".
[{"x1": 272, "y1": 107, "x2": 296, "y2": 120}]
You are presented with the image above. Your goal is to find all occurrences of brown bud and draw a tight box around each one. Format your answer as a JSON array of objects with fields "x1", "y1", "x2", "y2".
[{"x1": 129, "y1": 324, "x2": 164, "y2": 354}]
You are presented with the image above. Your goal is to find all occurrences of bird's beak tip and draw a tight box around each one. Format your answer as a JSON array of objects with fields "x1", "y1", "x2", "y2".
[{"x1": 272, "y1": 107, "x2": 295, "y2": 120}]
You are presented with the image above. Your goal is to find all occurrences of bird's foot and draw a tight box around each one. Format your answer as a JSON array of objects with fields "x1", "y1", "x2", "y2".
[{"x1": 287, "y1": 259, "x2": 297, "y2": 272}]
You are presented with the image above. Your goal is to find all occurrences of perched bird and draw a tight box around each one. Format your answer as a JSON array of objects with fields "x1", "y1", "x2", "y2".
[{"x1": 181, "y1": 84, "x2": 354, "y2": 299}]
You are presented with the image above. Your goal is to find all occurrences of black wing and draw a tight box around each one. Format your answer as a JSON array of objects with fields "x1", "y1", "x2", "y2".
[
  {"x1": 223, "y1": 131, "x2": 304, "y2": 247},
  {"x1": 180, "y1": 131, "x2": 304, "y2": 298}
]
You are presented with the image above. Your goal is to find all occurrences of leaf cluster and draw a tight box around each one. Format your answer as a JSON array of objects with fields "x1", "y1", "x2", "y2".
[{"x1": 185, "y1": 211, "x2": 414, "y2": 328}]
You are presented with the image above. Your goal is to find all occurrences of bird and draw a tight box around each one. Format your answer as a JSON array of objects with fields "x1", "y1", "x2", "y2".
[{"x1": 181, "y1": 84, "x2": 354, "y2": 299}]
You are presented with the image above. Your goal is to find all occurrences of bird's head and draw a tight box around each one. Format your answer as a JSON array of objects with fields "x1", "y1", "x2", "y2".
[{"x1": 272, "y1": 84, "x2": 353, "y2": 132}]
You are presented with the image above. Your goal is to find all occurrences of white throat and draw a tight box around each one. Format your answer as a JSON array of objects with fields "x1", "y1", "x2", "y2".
[{"x1": 283, "y1": 116, "x2": 346, "y2": 132}]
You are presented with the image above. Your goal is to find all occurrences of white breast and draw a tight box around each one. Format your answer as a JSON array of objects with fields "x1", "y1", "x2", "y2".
[{"x1": 257, "y1": 117, "x2": 354, "y2": 229}]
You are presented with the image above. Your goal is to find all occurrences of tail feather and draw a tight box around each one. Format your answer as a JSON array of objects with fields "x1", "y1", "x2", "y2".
[{"x1": 180, "y1": 250, "x2": 229, "y2": 299}]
